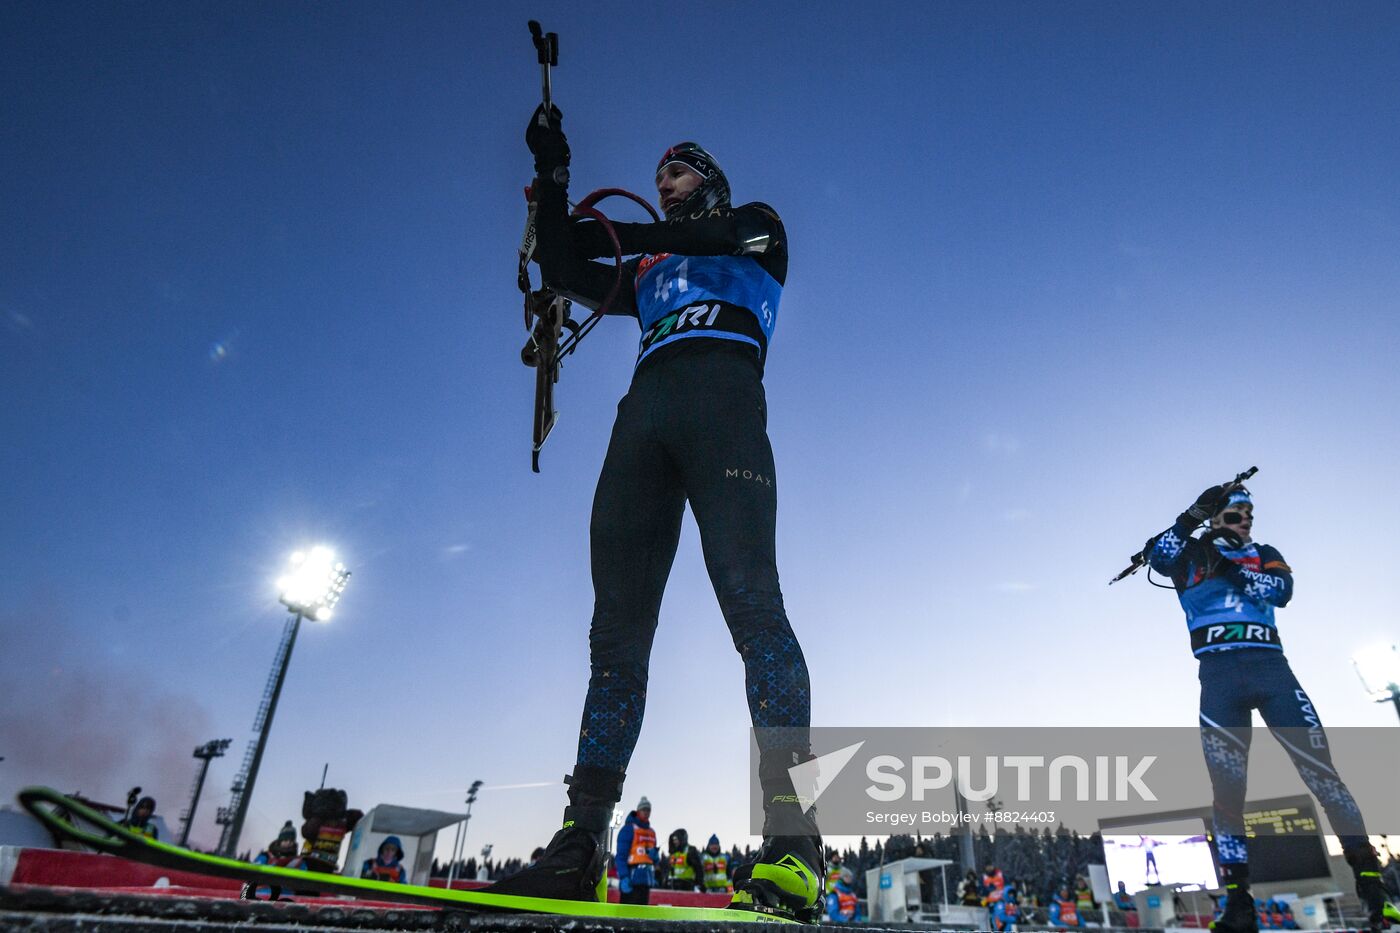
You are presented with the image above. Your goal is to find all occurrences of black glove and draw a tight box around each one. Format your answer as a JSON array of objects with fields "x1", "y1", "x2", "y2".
[
  {"x1": 569, "y1": 216, "x2": 611, "y2": 258},
  {"x1": 1201, "y1": 527, "x2": 1244, "y2": 550},
  {"x1": 1210, "y1": 550, "x2": 1246, "y2": 582},
  {"x1": 526, "y1": 103, "x2": 570, "y2": 179},
  {"x1": 1177, "y1": 484, "x2": 1230, "y2": 528}
]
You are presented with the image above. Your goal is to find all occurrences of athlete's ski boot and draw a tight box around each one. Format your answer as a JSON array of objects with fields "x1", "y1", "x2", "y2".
[
  {"x1": 1346, "y1": 845, "x2": 1397, "y2": 933},
  {"x1": 729, "y1": 833, "x2": 824, "y2": 922},
  {"x1": 485, "y1": 767, "x2": 620, "y2": 903},
  {"x1": 728, "y1": 749, "x2": 824, "y2": 922},
  {"x1": 1211, "y1": 864, "x2": 1259, "y2": 933}
]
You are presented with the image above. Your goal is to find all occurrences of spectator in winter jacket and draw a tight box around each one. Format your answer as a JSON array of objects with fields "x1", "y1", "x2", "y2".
[
  {"x1": 120, "y1": 796, "x2": 159, "y2": 840},
  {"x1": 826, "y1": 851, "x2": 845, "y2": 894},
  {"x1": 954, "y1": 869, "x2": 978, "y2": 905},
  {"x1": 703, "y1": 835, "x2": 733, "y2": 893},
  {"x1": 1073, "y1": 875, "x2": 1095, "y2": 914},
  {"x1": 361, "y1": 836, "x2": 408, "y2": 883},
  {"x1": 257, "y1": 821, "x2": 300, "y2": 867},
  {"x1": 662, "y1": 828, "x2": 705, "y2": 891},
  {"x1": 1049, "y1": 885, "x2": 1081, "y2": 928},
  {"x1": 615, "y1": 797, "x2": 658, "y2": 905},
  {"x1": 991, "y1": 886, "x2": 1022, "y2": 932},
  {"x1": 825, "y1": 867, "x2": 861, "y2": 923},
  {"x1": 981, "y1": 864, "x2": 1007, "y2": 905}
]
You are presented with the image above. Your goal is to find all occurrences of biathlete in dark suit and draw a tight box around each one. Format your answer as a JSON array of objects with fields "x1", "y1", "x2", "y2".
[
  {"x1": 1148, "y1": 485, "x2": 1392, "y2": 933},
  {"x1": 489, "y1": 105, "x2": 821, "y2": 921}
]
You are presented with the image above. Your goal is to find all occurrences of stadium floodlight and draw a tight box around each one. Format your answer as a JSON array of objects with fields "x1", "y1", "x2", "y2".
[
  {"x1": 216, "y1": 548, "x2": 351, "y2": 858},
  {"x1": 277, "y1": 546, "x2": 351, "y2": 621},
  {"x1": 1352, "y1": 644, "x2": 1400, "y2": 722}
]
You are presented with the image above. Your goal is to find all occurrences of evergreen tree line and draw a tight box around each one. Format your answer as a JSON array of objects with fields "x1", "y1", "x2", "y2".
[{"x1": 830, "y1": 826, "x2": 1107, "y2": 905}]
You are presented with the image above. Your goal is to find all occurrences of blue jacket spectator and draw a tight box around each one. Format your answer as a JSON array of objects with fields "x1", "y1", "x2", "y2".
[
  {"x1": 991, "y1": 886, "x2": 1022, "y2": 931},
  {"x1": 360, "y1": 835, "x2": 407, "y2": 883},
  {"x1": 825, "y1": 868, "x2": 860, "y2": 922},
  {"x1": 615, "y1": 802, "x2": 658, "y2": 898}
]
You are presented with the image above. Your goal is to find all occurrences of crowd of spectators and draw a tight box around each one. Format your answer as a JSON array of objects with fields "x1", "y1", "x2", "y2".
[
  {"x1": 431, "y1": 824, "x2": 1108, "y2": 903},
  {"x1": 431, "y1": 824, "x2": 1400, "y2": 920}
]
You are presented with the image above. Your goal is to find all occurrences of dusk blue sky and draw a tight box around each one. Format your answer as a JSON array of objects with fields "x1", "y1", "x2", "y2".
[{"x1": 3, "y1": 2, "x2": 1398, "y2": 862}]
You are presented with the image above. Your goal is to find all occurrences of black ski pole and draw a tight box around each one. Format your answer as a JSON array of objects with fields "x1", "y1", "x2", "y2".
[{"x1": 1109, "y1": 466, "x2": 1258, "y2": 584}]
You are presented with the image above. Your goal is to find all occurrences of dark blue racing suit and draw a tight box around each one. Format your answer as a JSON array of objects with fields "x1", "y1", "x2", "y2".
[
  {"x1": 1148, "y1": 522, "x2": 1368, "y2": 866},
  {"x1": 531, "y1": 177, "x2": 810, "y2": 792}
]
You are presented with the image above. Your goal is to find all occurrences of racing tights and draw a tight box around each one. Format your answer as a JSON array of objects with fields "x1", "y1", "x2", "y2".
[
  {"x1": 575, "y1": 341, "x2": 810, "y2": 772},
  {"x1": 1148, "y1": 528, "x2": 1369, "y2": 865},
  {"x1": 1198, "y1": 650, "x2": 1368, "y2": 864}
]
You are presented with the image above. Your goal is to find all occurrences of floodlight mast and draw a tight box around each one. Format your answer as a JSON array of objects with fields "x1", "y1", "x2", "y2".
[
  {"x1": 446, "y1": 780, "x2": 484, "y2": 889},
  {"x1": 217, "y1": 548, "x2": 351, "y2": 858},
  {"x1": 1351, "y1": 644, "x2": 1400, "y2": 724},
  {"x1": 178, "y1": 738, "x2": 231, "y2": 847}
]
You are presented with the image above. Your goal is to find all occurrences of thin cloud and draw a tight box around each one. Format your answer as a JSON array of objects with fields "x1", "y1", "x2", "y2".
[
  {"x1": 413, "y1": 780, "x2": 560, "y2": 797},
  {"x1": 982, "y1": 432, "x2": 1020, "y2": 454},
  {"x1": 4, "y1": 308, "x2": 35, "y2": 335}
]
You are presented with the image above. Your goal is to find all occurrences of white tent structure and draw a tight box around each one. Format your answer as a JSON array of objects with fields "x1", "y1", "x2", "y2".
[
  {"x1": 864, "y1": 856, "x2": 956, "y2": 923},
  {"x1": 341, "y1": 804, "x2": 467, "y2": 887}
]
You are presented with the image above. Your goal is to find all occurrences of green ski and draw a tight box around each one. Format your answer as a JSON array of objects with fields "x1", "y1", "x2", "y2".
[{"x1": 18, "y1": 787, "x2": 798, "y2": 924}]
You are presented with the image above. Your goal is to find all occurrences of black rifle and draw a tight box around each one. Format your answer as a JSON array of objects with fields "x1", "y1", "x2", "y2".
[
  {"x1": 518, "y1": 21, "x2": 568, "y2": 473},
  {"x1": 1109, "y1": 465, "x2": 1258, "y2": 584},
  {"x1": 515, "y1": 22, "x2": 659, "y2": 472}
]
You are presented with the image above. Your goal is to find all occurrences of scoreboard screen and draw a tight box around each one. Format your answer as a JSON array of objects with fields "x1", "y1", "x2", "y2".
[
  {"x1": 1238, "y1": 800, "x2": 1330, "y2": 883},
  {"x1": 1100, "y1": 795, "x2": 1335, "y2": 891}
]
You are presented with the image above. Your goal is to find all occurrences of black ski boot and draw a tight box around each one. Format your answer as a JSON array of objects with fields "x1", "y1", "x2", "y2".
[
  {"x1": 1346, "y1": 845, "x2": 1397, "y2": 933},
  {"x1": 1211, "y1": 863, "x2": 1258, "y2": 933},
  {"x1": 485, "y1": 767, "x2": 621, "y2": 903},
  {"x1": 729, "y1": 749, "x2": 824, "y2": 922}
]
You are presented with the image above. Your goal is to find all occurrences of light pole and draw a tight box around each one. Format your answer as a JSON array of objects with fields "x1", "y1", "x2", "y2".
[
  {"x1": 217, "y1": 547, "x2": 350, "y2": 857},
  {"x1": 178, "y1": 738, "x2": 231, "y2": 847},
  {"x1": 446, "y1": 780, "x2": 483, "y2": 889},
  {"x1": 607, "y1": 804, "x2": 624, "y2": 858},
  {"x1": 1352, "y1": 644, "x2": 1400, "y2": 723},
  {"x1": 954, "y1": 787, "x2": 976, "y2": 873}
]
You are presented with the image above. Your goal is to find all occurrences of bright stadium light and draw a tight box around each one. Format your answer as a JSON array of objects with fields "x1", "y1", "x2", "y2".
[
  {"x1": 216, "y1": 547, "x2": 351, "y2": 858},
  {"x1": 277, "y1": 546, "x2": 350, "y2": 621},
  {"x1": 1352, "y1": 644, "x2": 1400, "y2": 723}
]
